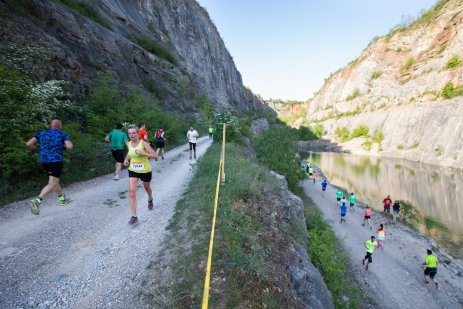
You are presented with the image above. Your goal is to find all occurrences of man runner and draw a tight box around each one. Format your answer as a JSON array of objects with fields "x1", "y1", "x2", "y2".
[
  {"x1": 362, "y1": 236, "x2": 378, "y2": 271},
  {"x1": 383, "y1": 194, "x2": 392, "y2": 216},
  {"x1": 26, "y1": 119, "x2": 73, "y2": 215},
  {"x1": 208, "y1": 126, "x2": 214, "y2": 138},
  {"x1": 422, "y1": 249, "x2": 439, "y2": 288},
  {"x1": 187, "y1": 124, "x2": 199, "y2": 160},
  {"x1": 154, "y1": 127, "x2": 165, "y2": 160},
  {"x1": 349, "y1": 192, "x2": 356, "y2": 212},
  {"x1": 340, "y1": 202, "x2": 347, "y2": 223},
  {"x1": 336, "y1": 190, "x2": 343, "y2": 205},
  {"x1": 105, "y1": 123, "x2": 128, "y2": 180}
]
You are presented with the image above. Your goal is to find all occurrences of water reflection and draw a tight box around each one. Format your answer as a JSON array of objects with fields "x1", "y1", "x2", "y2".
[{"x1": 304, "y1": 152, "x2": 463, "y2": 258}]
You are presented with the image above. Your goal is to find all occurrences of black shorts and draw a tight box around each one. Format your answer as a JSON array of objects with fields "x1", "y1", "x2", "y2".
[
  {"x1": 364, "y1": 215, "x2": 371, "y2": 219},
  {"x1": 364, "y1": 252, "x2": 373, "y2": 263},
  {"x1": 189, "y1": 142, "x2": 196, "y2": 151},
  {"x1": 156, "y1": 141, "x2": 165, "y2": 148},
  {"x1": 309, "y1": 173, "x2": 313, "y2": 176},
  {"x1": 322, "y1": 188, "x2": 326, "y2": 191},
  {"x1": 111, "y1": 149, "x2": 125, "y2": 163},
  {"x1": 424, "y1": 267, "x2": 437, "y2": 279},
  {"x1": 337, "y1": 197, "x2": 341, "y2": 201},
  {"x1": 42, "y1": 162, "x2": 63, "y2": 178},
  {"x1": 341, "y1": 213, "x2": 346, "y2": 217},
  {"x1": 128, "y1": 170, "x2": 152, "y2": 182},
  {"x1": 350, "y1": 203, "x2": 354, "y2": 207}
]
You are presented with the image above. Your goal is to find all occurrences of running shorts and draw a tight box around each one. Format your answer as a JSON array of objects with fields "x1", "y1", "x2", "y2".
[
  {"x1": 341, "y1": 213, "x2": 346, "y2": 217},
  {"x1": 189, "y1": 142, "x2": 196, "y2": 151},
  {"x1": 424, "y1": 267, "x2": 437, "y2": 279},
  {"x1": 384, "y1": 208, "x2": 390, "y2": 214},
  {"x1": 337, "y1": 197, "x2": 341, "y2": 201},
  {"x1": 364, "y1": 215, "x2": 371, "y2": 219},
  {"x1": 365, "y1": 252, "x2": 373, "y2": 263},
  {"x1": 42, "y1": 162, "x2": 64, "y2": 178},
  {"x1": 322, "y1": 188, "x2": 326, "y2": 191},
  {"x1": 156, "y1": 140, "x2": 165, "y2": 148},
  {"x1": 111, "y1": 149, "x2": 125, "y2": 163},
  {"x1": 128, "y1": 170, "x2": 152, "y2": 182},
  {"x1": 350, "y1": 203, "x2": 354, "y2": 206}
]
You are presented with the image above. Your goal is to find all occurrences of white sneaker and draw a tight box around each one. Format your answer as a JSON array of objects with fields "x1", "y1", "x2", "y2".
[{"x1": 114, "y1": 174, "x2": 119, "y2": 180}]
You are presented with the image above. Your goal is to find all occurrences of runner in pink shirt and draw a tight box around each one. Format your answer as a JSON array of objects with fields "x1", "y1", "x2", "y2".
[{"x1": 362, "y1": 206, "x2": 373, "y2": 230}]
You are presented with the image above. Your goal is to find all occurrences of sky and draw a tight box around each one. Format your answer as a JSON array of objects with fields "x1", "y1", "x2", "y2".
[{"x1": 196, "y1": 0, "x2": 438, "y2": 101}]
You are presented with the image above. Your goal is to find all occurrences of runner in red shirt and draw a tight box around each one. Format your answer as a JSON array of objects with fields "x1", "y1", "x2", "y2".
[
  {"x1": 383, "y1": 194, "x2": 392, "y2": 215},
  {"x1": 138, "y1": 123, "x2": 149, "y2": 143}
]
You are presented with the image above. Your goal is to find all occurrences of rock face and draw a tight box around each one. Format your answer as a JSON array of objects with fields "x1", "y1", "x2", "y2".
[
  {"x1": 0, "y1": 0, "x2": 265, "y2": 113},
  {"x1": 269, "y1": 171, "x2": 334, "y2": 309},
  {"x1": 303, "y1": 0, "x2": 463, "y2": 168},
  {"x1": 250, "y1": 117, "x2": 269, "y2": 135}
]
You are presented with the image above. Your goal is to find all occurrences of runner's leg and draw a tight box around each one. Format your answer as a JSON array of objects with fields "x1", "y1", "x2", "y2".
[
  {"x1": 129, "y1": 177, "x2": 139, "y2": 217},
  {"x1": 143, "y1": 181, "x2": 153, "y2": 201},
  {"x1": 39, "y1": 176, "x2": 60, "y2": 199}
]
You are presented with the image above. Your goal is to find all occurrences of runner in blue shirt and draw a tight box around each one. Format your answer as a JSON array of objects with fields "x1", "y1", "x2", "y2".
[{"x1": 340, "y1": 202, "x2": 347, "y2": 223}]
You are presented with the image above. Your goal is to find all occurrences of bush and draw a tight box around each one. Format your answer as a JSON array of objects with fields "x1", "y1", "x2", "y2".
[
  {"x1": 403, "y1": 58, "x2": 415, "y2": 71},
  {"x1": 372, "y1": 130, "x2": 384, "y2": 143},
  {"x1": 371, "y1": 71, "x2": 382, "y2": 79},
  {"x1": 127, "y1": 33, "x2": 177, "y2": 65},
  {"x1": 346, "y1": 88, "x2": 361, "y2": 101},
  {"x1": 335, "y1": 127, "x2": 351, "y2": 142},
  {"x1": 214, "y1": 112, "x2": 240, "y2": 143},
  {"x1": 446, "y1": 54, "x2": 461, "y2": 69},
  {"x1": 350, "y1": 125, "x2": 369, "y2": 138},
  {"x1": 441, "y1": 81, "x2": 463, "y2": 99},
  {"x1": 55, "y1": 0, "x2": 113, "y2": 30},
  {"x1": 397, "y1": 144, "x2": 405, "y2": 150}
]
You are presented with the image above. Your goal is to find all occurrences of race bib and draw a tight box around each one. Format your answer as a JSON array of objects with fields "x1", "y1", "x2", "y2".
[{"x1": 130, "y1": 162, "x2": 144, "y2": 171}]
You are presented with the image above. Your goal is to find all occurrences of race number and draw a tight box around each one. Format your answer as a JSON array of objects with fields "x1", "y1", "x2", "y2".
[{"x1": 130, "y1": 162, "x2": 144, "y2": 171}]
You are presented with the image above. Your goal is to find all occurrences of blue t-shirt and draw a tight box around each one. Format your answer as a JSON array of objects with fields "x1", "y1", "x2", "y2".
[
  {"x1": 35, "y1": 129, "x2": 70, "y2": 163},
  {"x1": 340, "y1": 204, "x2": 347, "y2": 215},
  {"x1": 321, "y1": 181, "x2": 327, "y2": 190}
]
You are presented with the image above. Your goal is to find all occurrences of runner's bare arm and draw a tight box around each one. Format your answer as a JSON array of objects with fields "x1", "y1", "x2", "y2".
[
  {"x1": 139, "y1": 141, "x2": 158, "y2": 159},
  {"x1": 64, "y1": 140, "x2": 73, "y2": 150},
  {"x1": 26, "y1": 137, "x2": 38, "y2": 150},
  {"x1": 123, "y1": 153, "x2": 130, "y2": 166}
]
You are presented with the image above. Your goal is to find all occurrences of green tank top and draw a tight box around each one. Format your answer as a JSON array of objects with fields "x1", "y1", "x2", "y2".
[{"x1": 128, "y1": 141, "x2": 151, "y2": 173}]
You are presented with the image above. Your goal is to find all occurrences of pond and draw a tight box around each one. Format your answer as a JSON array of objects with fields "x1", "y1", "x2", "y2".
[{"x1": 303, "y1": 151, "x2": 463, "y2": 258}]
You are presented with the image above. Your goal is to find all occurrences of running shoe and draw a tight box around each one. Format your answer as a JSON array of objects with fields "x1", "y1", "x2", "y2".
[
  {"x1": 59, "y1": 194, "x2": 71, "y2": 206},
  {"x1": 30, "y1": 199, "x2": 41, "y2": 215},
  {"x1": 114, "y1": 174, "x2": 119, "y2": 180},
  {"x1": 148, "y1": 199, "x2": 153, "y2": 210},
  {"x1": 161, "y1": 156, "x2": 164, "y2": 160},
  {"x1": 435, "y1": 282, "x2": 439, "y2": 289},
  {"x1": 128, "y1": 216, "x2": 138, "y2": 225}
]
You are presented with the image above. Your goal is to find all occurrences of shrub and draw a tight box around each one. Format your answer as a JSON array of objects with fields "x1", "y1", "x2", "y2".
[
  {"x1": 346, "y1": 88, "x2": 361, "y2": 101},
  {"x1": 403, "y1": 58, "x2": 415, "y2": 71},
  {"x1": 397, "y1": 144, "x2": 405, "y2": 150},
  {"x1": 127, "y1": 33, "x2": 177, "y2": 65},
  {"x1": 362, "y1": 140, "x2": 373, "y2": 151},
  {"x1": 350, "y1": 125, "x2": 369, "y2": 138},
  {"x1": 441, "y1": 81, "x2": 463, "y2": 99},
  {"x1": 55, "y1": 0, "x2": 113, "y2": 30},
  {"x1": 446, "y1": 54, "x2": 461, "y2": 69},
  {"x1": 371, "y1": 71, "x2": 382, "y2": 79},
  {"x1": 372, "y1": 130, "x2": 383, "y2": 143},
  {"x1": 409, "y1": 141, "x2": 419, "y2": 149},
  {"x1": 214, "y1": 112, "x2": 240, "y2": 143},
  {"x1": 335, "y1": 127, "x2": 351, "y2": 142}
]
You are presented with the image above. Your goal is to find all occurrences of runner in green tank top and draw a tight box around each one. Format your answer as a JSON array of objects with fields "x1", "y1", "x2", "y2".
[
  {"x1": 349, "y1": 193, "x2": 356, "y2": 212},
  {"x1": 124, "y1": 126, "x2": 158, "y2": 225}
]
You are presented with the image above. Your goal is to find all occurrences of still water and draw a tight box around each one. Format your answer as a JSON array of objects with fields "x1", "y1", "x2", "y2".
[{"x1": 304, "y1": 152, "x2": 463, "y2": 258}]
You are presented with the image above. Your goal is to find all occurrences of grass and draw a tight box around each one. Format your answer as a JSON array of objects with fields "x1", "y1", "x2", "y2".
[
  {"x1": 54, "y1": 0, "x2": 113, "y2": 30},
  {"x1": 409, "y1": 141, "x2": 420, "y2": 149},
  {"x1": 446, "y1": 54, "x2": 461, "y2": 69},
  {"x1": 302, "y1": 195, "x2": 362, "y2": 308},
  {"x1": 402, "y1": 57, "x2": 415, "y2": 72},
  {"x1": 335, "y1": 127, "x2": 351, "y2": 142},
  {"x1": 362, "y1": 140, "x2": 373, "y2": 151},
  {"x1": 441, "y1": 81, "x2": 463, "y2": 99},
  {"x1": 350, "y1": 125, "x2": 369, "y2": 139},
  {"x1": 372, "y1": 130, "x2": 383, "y2": 143},
  {"x1": 346, "y1": 88, "x2": 361, "y2": 101},
  {"x1": 146, "y1": 142, "x2": 306, "y2": 307},
  {"x1": 371, "y1": 71, "x2": 382, "y2": 79},
  {"x1": 397, "y1": 144, "x2": 405, "y2": 150},
  {"x1": 126, "y1": 33, "x2": 177, "y2": 65}
]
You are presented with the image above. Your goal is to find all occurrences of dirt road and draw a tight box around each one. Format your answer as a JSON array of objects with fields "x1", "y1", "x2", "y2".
[
  {"x1": 0, "y1": 137, "x2": 212, "y2": 309},
  {"x1": 302, "y1": 171, "x2": 463, "y2": 309}
]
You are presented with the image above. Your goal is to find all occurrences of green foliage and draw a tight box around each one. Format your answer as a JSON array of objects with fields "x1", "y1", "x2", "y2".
[
  {"x1": 304, "y1": 199, "x2": 361, "y2": 308},
  {"x1": 371, "y1": 71, "x2": 382, "y2": 79},
  {"x1": 409, "y1": 141, "x2": 419, "y2": 149},
  {"x1": 372, "y1": 130, "x2": 383, "y2": 143},
  {"x1": 335, "y1": 127, "x2": 351, "y2": 142},
  {"x1": 435, "y1": 145, "x2": 444, "y2": 156},
  {"x1": 447, "y1": 54, "x2": 461, "y2": 69},
  {"x1": 195, "y1": 93, "x2": 214, "y2": 120},
  {"x1": 441, "y1": 81, "x2": 463, "y2": 99},
  {"x1": 350, "y1": 125, "x2": 369, "y2": 139},
  {"x1": 214, "y1": 112, "x2": 240, "y2": 143},
  {"x1": 398, "y1": 200, "x2": 420, "y2": 226},
  {"x1": 402, "y1": 58, "x2": 415, "y2": 71},
  {"x1": 410, "y1": 0, "x2": 452, "y2": 27},
  {"x1": 255, "y1": 128, "x2": 305, "y2": 191},
  {"x1": 397, "y1": 144, "x2": 405, "y2": 150},
  {"x1": 362, "y1": 140, "x2": 373, "y2": 151},
  {"x1": 4, "y1": 0, "x2": 32, "y2": 15},
  {"x1": 126, "y1": 33, "x2": 177, "y2": 65},
  {"x1": 54, "y1": 0, "x2": 113, "y2": 30},
  {"x1": 346, "y1": 88, "x2": 361, "y2": 101}
]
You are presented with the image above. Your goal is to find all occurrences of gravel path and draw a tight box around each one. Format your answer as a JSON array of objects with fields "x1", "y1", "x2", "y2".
[
  {"x1": 0, "y1": 137, "x2": 212, "y2": 309},
  {"x1": 302, "y1": 170, "x2": 463, "y2": 309}
]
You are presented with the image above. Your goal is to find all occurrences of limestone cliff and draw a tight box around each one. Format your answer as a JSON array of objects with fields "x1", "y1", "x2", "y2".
[
  {"x1": 0, "y1": 0, "x2": 265, "y2": 113},
  {"x1": 304, "y1": 0, "x2": 463, "y2": 168}
]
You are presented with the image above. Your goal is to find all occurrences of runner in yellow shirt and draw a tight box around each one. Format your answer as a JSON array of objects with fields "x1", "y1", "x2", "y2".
[
  {"x1": 362, "y1": 236, "x2": 378, "y2": 271},
  {"x1": 422, "y1": 249, "x2": 439, "y2": 288}
]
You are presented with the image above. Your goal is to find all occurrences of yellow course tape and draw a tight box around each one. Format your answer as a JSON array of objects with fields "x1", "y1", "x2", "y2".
[{"x1": 201, "y1": 158, "x2": 222, "y2": 309}]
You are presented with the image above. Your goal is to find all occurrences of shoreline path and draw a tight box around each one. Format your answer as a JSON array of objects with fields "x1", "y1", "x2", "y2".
[
  {"x1": 0, "y1": 137, "x2": 212, "y2": 309},
  {"x1": 302, "y1": 169, "x2": 463, "y2": 309}
]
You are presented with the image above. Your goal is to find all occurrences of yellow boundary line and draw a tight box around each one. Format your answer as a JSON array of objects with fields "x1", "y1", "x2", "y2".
[{"x1": 201, "y1": 158, "x2": 222, "y2": 309}]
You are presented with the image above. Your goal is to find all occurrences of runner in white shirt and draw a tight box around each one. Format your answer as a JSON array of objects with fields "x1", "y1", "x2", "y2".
[{"x1": 186, "y1": 124, "x2": 199, "y2": 159}]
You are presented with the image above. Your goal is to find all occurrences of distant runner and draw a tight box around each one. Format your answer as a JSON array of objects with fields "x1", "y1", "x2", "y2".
[
  {"x1": 105, "y1": 122, "x2": 128, "y2": 180},
  {"x1": 340, "y1": 202, "x2": 347, "y2": 223},
  {"x1": 340, "y1": 195, "x2": 347, "y2": 207},
  {"x1": 393, "y1": 200, "x2": 400, "y2": 222},
  {"x1": 321, "y1": 179, "x2": 328, "y2": 191},
  {"x1": 26, "y1": 119, "x2": 73, "y2": 215},
  {"x1": 124, "y1": 126, "x2": 158, "y2": 224},
  {"x1": 308, "y1": 166, "x2": 314, "y2": 177},
  {"x1": 376, "y1": 224, "x2": 386, "y2": 251},
  {"x1": 362, "y1": 206, "x2": 373, "y2": 230},
  {"x1": 154, "y1": 127, "x2": 165, "y2": 160},
  {"x1": 208, "y1": 126, "x2": 214, "y2": 138},
  {"x1": 311, "y1": 171, "x2": 317, "y2": 184},
  {"x1": 349, "y1": 192, "x2": 356, "y2": 212},
  {"x1": 422, "y1": 249, "x2": 439, "y2": 288},
  {"x1": 336, "y1": 190, "x2": 343, "y2": 205},
  {"x1": 138, "y1": 123, "x2": 149, "y2": 143},
  {"x1": 362, "y1": 236, "x2": 378, "y2": 271},
  {"x1": 187, "y1": 124, "x2": 199, "y2": 160},
  {"x1": 383, "y1": 194, "x2": 392, "y2": 215}
]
